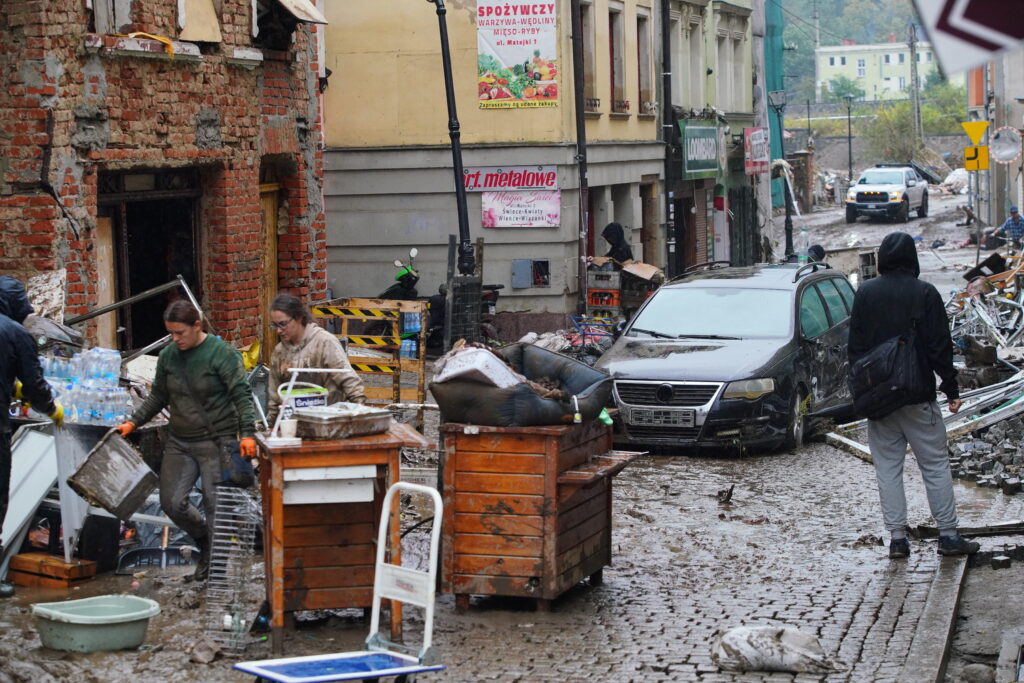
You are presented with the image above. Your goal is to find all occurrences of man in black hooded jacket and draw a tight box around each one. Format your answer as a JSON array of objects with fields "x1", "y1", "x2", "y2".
[
  {"x1": 0, "y1": 276, "x2": 63, "y2": 597},
  {"x1": 847, "y1": 232, "x2": 977, "y2": 559},
  {"x1": 601, "y1": 222, "x2": 633, "y2": 265}
]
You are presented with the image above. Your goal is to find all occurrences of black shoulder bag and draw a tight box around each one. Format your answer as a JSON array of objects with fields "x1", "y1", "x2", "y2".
[
  {"x1": 177, "y1": 363, "x2": 255, "y2": 489},
  {"x1": 848, "y1": 289, "x2": 929, "y2": 421}
]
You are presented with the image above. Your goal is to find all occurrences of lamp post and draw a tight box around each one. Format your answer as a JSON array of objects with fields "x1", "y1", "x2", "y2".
[
  {"x1": 844, "y1": 93, "x2": 854, "y2": 184},
  {"x1": 768, "y1": 90, "x2": 793, "y2": 259},
  {"x1": 426, "y1": 0, "x2": 474, "y2": 276}
]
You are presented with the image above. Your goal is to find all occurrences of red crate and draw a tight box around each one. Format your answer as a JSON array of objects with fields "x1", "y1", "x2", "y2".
[{"x1": 587, "y1": 288, "x2": 620, "y2": 307}]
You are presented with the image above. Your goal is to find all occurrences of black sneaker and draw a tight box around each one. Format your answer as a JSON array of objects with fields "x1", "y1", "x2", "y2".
[
  {"x1": 889, "y1": 538, "x2": 910, "y2": 559},
  {"x1": 937, "y1": 534, "x2": 980, "y2": 556}
]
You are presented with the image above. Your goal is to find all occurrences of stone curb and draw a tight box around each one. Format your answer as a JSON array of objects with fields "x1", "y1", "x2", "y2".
[{"x1": 898, "y1": 555, "x2": 969, "y2": 682}]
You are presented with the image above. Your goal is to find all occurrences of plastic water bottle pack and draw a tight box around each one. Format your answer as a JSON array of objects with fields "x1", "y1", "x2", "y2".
[{"x1": 42, "y1": 346, "x2": 130, "y2": 425}]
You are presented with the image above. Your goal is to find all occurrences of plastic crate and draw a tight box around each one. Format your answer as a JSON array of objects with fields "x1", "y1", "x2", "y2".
[
  {"x1": 587, "y1": 289, "x2": 621, "y2": 307},
  {"x1": 586, "y1": 305, "x2": 623, "y2": 320},
  {"x1": 587, "y1": 271, "x2": 621, "y2": 289}
]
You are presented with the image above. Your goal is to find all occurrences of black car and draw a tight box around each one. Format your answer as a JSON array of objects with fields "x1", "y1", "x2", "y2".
[{"x1": 595, "y1": 262, "x2": 856, "y2": 453}]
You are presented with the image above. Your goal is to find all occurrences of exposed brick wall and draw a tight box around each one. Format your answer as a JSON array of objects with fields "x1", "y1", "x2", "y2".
[{"x1": 0, "y1": 0, "x2": 326, "y2": 347}]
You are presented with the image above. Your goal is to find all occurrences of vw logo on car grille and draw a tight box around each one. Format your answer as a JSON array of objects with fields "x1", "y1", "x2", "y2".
[{"x1": 655, "y1": 384, "x2": 674, "y2": 404}]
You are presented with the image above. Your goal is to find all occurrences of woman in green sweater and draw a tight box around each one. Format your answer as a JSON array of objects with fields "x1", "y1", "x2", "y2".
[{"x1": 116, "y1": 301, "x2": 257, "y2": 581}]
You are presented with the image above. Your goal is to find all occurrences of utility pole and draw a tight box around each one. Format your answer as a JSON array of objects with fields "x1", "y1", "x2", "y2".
[{"x1": 908, "y1": 23, "x2": 923, "y2": 147}]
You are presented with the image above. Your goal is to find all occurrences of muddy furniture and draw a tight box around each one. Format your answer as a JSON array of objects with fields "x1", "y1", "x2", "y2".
[
  {"x1": 257, "y1": 422, "x2": 430, "y2": 654},
  {"x1": 440, "y1": 420, "x2": 635, "y2": 611}
]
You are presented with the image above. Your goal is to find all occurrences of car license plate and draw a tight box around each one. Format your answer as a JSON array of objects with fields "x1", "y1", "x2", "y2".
[
  {"x1": 868, "y1": 204, "x2": 878, "y2": 209},
  {"x1": 630, "y1": 408, "x2": 695, "y2": 427}
]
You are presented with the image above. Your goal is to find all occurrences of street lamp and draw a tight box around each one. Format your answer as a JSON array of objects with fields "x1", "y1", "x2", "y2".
[
  {"x1": 425, "y1": 0, "x2": 474, "y2": 276},
  {"x1": 768, "y1": 90, "x2": 794, "y2": 259},
  {"x1": 844, "y1": 93, "x2": 855, "y2": 184}
]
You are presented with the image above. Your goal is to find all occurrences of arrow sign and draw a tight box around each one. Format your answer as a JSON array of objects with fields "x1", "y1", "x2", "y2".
[
  {"x1": 962, "y1": 120, "x2": 989, "y2": 145},
  {"x1": 964, "y1": 145, "x2": 989, "y2": 171},
  {"x1": 915, "y1": 0, "x2": 1024, "y2": 75}
]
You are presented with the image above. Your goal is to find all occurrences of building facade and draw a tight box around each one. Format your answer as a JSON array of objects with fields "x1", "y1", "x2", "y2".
[
  {"x1": 815, "y1": 38, "x2": 938, "y2": 102},
  {"x1": 0, "y1": 0, "x2": 326, "y2": 354},
  {"x1": 322, "y1": 0, "x2": 665, "y2": 329}
]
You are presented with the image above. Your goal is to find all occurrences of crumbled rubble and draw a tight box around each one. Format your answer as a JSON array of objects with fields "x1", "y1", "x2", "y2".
[{"x1": 948, "y1": 417, "x2": 1024, "y2": 492}]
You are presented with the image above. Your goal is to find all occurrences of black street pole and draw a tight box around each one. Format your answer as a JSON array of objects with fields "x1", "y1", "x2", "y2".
[
  {"x1": 428, "y1": 0, "x2": 474, "y2": 276},
  {"x1": 774, "y1": 105, "x2": 794, "y2": 258}
]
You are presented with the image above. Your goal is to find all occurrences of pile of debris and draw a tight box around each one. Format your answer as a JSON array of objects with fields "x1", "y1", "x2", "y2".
[{"x1": 938, "y1": 168, "x2": 970, "y2": 195}]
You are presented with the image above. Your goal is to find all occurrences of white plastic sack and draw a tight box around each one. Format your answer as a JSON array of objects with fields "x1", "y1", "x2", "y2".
[
  {"x1": 711, "y1": 626, "x2": 843, "y2": 674},
  {"x1": 432, "y1": 346, "x2": 525, "y2": 389}
]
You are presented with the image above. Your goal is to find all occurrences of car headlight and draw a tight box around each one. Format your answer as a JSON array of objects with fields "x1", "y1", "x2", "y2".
[
  {"x1": 846, "y1": 190, "x2": 856, "y2": 201},
  {"x1": 889, "y1": 191, "x2": 901, "y2": 201},
  {"x1": 722, "y1": 378, "x2": 775, "y2": 400}
]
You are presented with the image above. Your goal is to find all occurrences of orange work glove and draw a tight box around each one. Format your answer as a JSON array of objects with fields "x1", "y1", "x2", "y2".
[
  {"x1": 240, "y1": 437, "x2": 258, "y2": 459},
  {"x1": 115, "y1": 421, "x2": 135, "y2": 437}
]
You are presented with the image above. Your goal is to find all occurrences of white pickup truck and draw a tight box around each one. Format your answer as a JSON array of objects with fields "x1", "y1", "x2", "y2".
[{"x1": 845, "y1": 164, "x2": 929, "y2": 224}]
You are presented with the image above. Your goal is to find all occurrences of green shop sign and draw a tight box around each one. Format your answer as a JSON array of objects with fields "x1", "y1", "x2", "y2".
[{"x1": 679, "y1": 121, "x2": 720, "y2": 180}]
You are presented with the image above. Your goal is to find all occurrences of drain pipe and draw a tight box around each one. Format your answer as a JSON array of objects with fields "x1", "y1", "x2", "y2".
[
  {"x1": 660, "y1": 0, "x2": 675, "y2": 277},
  {"x1": 571, "y1": 0, "x2": 589, "y2": 314}
]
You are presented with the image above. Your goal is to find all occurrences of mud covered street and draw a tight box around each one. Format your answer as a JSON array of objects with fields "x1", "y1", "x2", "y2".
[{"x1": 2, "y1": 439, "x2": 1022, "y2": 682}]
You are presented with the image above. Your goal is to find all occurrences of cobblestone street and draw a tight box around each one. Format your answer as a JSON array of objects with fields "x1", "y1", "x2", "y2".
[{"x1": 283, "y1": 442, "x2": 1024, "y2": 682}]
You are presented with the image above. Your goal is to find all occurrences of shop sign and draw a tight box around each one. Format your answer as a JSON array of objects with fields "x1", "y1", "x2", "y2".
[
  {"x1": 482, "y1": 190, "x2": 560, "y2": 227},
  {"x1": 464, "y1": 165, "x2": 557, "y2": 191},
  {"x1": 743, "y1": 127, "x2": 770, "y2": 175},
  {"x1": 477, "y1": 0, "x2": 559, "y2": 109},
  {"x1": 679, "y1": 121, "x2": 719, "y2": 180}
]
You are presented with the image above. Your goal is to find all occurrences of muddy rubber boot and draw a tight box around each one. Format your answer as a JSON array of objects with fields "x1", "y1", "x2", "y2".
[{"x1": 193, "y1": 536, "x2": 211, "y2": 582}]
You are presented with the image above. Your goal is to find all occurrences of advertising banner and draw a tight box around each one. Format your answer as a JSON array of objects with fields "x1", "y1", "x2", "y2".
[
  {"x1": 678, "y1": 120, "x2": 720, "y2": 180},
  {"x1": 482, "y1": 190, "x2": 561, "y2": 227},
  {"x1": 477, "y1": 1, "x2": 559, "y2": 109},
  {"x1": 743, "y1": 127, "x2": 770, "y2": 175},
  {"x1": 464, "y1": 165, "x2": 558, "y2": 191}
]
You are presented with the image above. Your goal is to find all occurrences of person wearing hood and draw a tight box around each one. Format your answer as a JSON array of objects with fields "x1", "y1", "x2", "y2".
[
  {"x1": 601, "y1": 222, "x2": 633, "y2": 265},
  {"x1": 847, "y1": 232, "x2": 977, "y2": 559},
  {"x1": 0, "y1": 276, "x2": 63, "y2": 598}
]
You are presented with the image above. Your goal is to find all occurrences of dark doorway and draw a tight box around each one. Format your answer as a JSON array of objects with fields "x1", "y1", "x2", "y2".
[{"x1": 98, "y1": 170, "x2": 201, "y2": 351}]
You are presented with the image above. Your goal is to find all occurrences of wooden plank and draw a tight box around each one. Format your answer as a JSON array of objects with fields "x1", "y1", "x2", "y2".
[
  {"x1": 556, "y1": 528, "x2": 606, "y2": 573},
  {"x1": 284, "y1": 544, "x2": 375, "y2": 569},
  {"x1": 284, "y1": 565, "x2": 375, "y2": 589},
  {"x1": 454, "y1": 451, "x2": 545, "y2": 475},
  {"x1": 284, "y1": 587, "x2": 373, "y2": 612},
  {"x1": 453, "y1": 533, "x2": 543, "y2": 558},
  {"x1": 454, "y1": 512, "x2": 544, "y2": 537},
  {"x1": 555, "y1": 540, "x2": 607, "y2": 596},
  {"x1": 9, "y1": 553, "x2": 97, "y2": 579},
  {"x1": 283, "y1": 503, "x2": 375, "y2": 527},
  {"x1": 282, "y1": 523, "x2": 375, "y2": 548},
  {"x1": 825, "y1": 431, "x2": 873, "y2": 463},
  {"x1": 454, "y1": 492, "x2": 545, "y2": 516},
  {"x1": 454, "y1": 472, "x2": 545, "y2": 496},
  {"x1": 8, "y1": 570, "x2": 92, "y2": 589},
  {"x1": 93, "y1": 217, "x2": 117, "y2": 348},
  {"x1": 451, "y1": 574, "x2": 533, "y2": 598},
  {"x1": 450, "y1": 431, "x2": 548, "y2": 455},
  {"x1": 453, "y1": 554, "x2": 543, "y2": 577},
  {"x1": 557, "y1": 509, "x2": 607, "y2": 552},
  {"x1": 364, "y1": 387, "x2": 423, "y2": 402},
  {"x1": 557, "y1": 487, "x2": 607, "y2": 534},
  {"x1": 557, "y1": 430, "x2": 613, "y2": 473},
  {"x1": 542, "y1": 424, "x2": 560, "y2": 599}
]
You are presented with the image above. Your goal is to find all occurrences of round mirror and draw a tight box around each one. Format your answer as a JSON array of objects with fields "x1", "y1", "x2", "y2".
[
  {"x1": 393, "y1": 260, "x2": 403, "y2": 268},
  {"x1": 991, "y1": 126, "x2": 1022, "y2": 164},
  {"x1": 409, "y1": 248, "x2": 419, "y2": 259}
]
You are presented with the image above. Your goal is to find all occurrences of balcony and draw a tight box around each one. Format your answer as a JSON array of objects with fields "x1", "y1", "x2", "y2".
[{"x1": 611, "y1": 99, "x2": 631, "y2": 118}]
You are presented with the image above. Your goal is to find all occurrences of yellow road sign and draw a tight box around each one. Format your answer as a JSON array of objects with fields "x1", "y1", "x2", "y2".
[
  {"x1": 962, "y1": 121, "x2": 989, "y2": 145},
  {"x1": 965, "y1": 145, "x2": 989, "y2": 171}
]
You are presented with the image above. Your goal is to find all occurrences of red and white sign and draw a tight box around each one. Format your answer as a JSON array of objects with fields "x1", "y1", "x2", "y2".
[
  {"x1": 743, "y1": 127, "x2": 770, "y2": 175},
  {"x1": 914, "y1": 0, "x2": 1024, "y2": 75},
  {"x1": 481, "y1": 190, "x2": 560, "y2": 227},
  {"x1": 464, "y1": 165, "x2": 557, "y2": 192}
]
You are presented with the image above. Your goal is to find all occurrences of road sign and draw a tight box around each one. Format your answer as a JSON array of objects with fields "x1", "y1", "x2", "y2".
[
  {"x1": 962, "y1": 121, "x2": 989, "y2": 145},
  {"x1": 965, "y1": 146, "x2": 989, "y2": 171},
  {"x1": 915, "y1": 0, "x2": 1024, "y2": 75}
]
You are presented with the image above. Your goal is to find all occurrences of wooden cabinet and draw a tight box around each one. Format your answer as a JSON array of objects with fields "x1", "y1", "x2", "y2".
[
  {"x1": 257, "y1": 423, "x2": 429, "y2": 654},
  {"x1": 440, "y1": 421, "x2": 635, "y2": 611}
]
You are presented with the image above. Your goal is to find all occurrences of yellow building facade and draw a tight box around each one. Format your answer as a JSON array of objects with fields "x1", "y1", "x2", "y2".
[{"x1": 321, "y1": 0, "x2": 665, "y2": 325}]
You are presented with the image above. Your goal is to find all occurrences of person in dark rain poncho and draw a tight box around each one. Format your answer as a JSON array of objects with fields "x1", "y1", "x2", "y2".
[{"x1": 601, "y1": 222, "x2": 633, "y2": 265}]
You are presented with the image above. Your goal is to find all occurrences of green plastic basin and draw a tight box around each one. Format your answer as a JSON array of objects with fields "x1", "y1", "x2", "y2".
[{"x1": 31, "y1": 594, "x2": 160, "y2": 652}]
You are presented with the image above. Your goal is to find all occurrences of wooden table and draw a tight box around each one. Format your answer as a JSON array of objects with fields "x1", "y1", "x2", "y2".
[
  {"x1": 440, "y1": 420, "x2": 636, "y2": 611},
  {"x1": 257, "y1": 422, "x2": 429, "y2": 654}
]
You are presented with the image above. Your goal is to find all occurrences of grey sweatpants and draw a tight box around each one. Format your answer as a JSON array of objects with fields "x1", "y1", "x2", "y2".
[
  {"x1": 867, "y1": 401, "x2": 959, "y2": 532},
  {"x1": 160, "y1": 434, "x2": 223, "y2": 543}
]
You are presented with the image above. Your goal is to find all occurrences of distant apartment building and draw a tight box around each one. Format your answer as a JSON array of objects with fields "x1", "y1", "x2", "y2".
[{"x1": 815, "y1": 37, "x2": 938, "y2": 102}]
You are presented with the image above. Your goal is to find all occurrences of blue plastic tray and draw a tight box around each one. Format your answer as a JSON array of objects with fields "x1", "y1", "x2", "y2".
[{"x1": 234, "y1": 651, "x2": 445, "y2": 682}]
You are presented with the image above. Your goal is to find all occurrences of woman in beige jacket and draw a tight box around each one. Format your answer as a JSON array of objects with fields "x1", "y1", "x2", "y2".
[{"x1": 266, "y1": 293, "x2": 365, "y2": 424}]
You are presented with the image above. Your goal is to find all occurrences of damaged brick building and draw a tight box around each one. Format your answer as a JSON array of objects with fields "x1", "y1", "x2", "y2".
[{"x1": 0, "y1": 0, "x2": 327, "y2": 353}]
